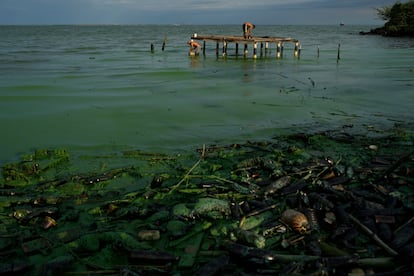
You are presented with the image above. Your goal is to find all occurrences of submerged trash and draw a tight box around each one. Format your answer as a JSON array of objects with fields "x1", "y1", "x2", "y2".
[{"x1": 0, "y1": 128, "x2": 413, "y2": 275}]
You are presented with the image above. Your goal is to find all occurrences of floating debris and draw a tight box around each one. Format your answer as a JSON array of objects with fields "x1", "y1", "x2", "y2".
[
  {"x1": 281, "y1": 209, "x2": 309, "y2": 234},
  {"x1": 0, "y1": 128, "x2": 413, "y2": 275}
]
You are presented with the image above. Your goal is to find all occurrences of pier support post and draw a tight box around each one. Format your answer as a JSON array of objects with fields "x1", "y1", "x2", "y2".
[
  {"x1": 265, "y1": 42, "x2": 269, "y2": 56},
  {"x1": 317, "y1": 45, "x2": 320, "y2": 58},
  {"x1": 203, "y1": 41, "x2": 206, "y2": 56},
  {"x1": 150, "y1": 43, "x2": 154, "y2": 53},
  {"x1": 260, "y1": 42, "x2": 264, "y2": 57},
  {"x1": 216, "y1": 42, "x2": 219, "y2": 56},
  {"x1": 277, "y1": 41, "x2": 282, "y2": 59},
  {"x1": 223, "y1": 41, "x2": 227, "y2": 56},
  {"x1": 294, "y1": 42, "x2": 300, "y2": 58},
  {"x1": 253, "y1": 42, "x2": 257, "y2": 59},
  {"x1": 244, "y1": 44, "x2": 248, "y2": 57},
  {"x1": 235, "y1": 43, "x2": 239, "y2": 56}
]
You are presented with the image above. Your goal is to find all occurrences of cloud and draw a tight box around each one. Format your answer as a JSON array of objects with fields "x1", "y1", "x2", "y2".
[
  {"x1": 90, "y1": 0, "x2": 319, "y2": 11},
  {"x1": 0, "y1": 0, "x2": 396, "y2": 25}
]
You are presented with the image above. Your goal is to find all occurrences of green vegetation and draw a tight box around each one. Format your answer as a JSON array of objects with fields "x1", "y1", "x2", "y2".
[
  {"x1": 0, "y1": 127, "x2": 413, "y2": 274},
  {"x1": 365, "y1": 0, "x2": 414, "y2": 36}
]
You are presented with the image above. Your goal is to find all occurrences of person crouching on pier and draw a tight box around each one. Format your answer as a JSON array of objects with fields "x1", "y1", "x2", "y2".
[
  {"x1": 187, "y1": 40, "x2": 201, "y2": 56},
  {"x1": 243, "y1": 22, "x2": 255, "y2": 39}
]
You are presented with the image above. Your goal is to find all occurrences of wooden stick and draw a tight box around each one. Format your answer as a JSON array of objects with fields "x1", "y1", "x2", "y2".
[
  {"x1": 349, "y1": 214, "x2": 398, "y2": 256},
  {"x1": 394, "y1": 215, "x2": 414, "y2": 234},
  {"x1": 337, "y1": 43, "x2": 340, "y2": 62}
]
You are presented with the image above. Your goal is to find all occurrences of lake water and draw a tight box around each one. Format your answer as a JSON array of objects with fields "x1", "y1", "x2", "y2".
[{"x1": 1, "y1": 25, "x2": 413, "y2": 165}]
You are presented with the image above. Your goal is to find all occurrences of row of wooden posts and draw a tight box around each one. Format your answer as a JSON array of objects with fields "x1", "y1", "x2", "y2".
[
  {"x1": 189, "y1": 34, "x2": 303, "y2": 59},
  {"x1": 150, "y1": 35, "x2": 341, "y2": 61},
  {"x1": 194, "y1": 39, "x2": 301, "y2": 59}
]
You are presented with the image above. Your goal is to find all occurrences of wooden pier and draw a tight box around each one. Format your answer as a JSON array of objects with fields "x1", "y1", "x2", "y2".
[{"x1": 190, "y1": 34, "x2": 301, "y2": 58}]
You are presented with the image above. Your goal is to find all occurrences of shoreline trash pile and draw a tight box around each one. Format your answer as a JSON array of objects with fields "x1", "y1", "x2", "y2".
[{"x1": 1, "y1": 128, "x2": 413, "y2": 275}]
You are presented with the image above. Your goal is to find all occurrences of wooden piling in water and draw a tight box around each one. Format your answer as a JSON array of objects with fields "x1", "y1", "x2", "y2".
[
  {"x1": 253, "y1": 42, "x2": 257, "y2": 59},
  {"x1": 294, "y1": 42, "x2": 300, "y2": 58},
  {"x1": 337, "y1": 43, "x2": 341, "y2": 62},
  {"x1": 223, "y1": 41, "x2": 227, "y2": 56},
  {"x1": 260, "y1": 42, "x2": 264, "y2": 57},
  {"x1": 277, "y1": 42, "x2": 282, "y2": 59}
]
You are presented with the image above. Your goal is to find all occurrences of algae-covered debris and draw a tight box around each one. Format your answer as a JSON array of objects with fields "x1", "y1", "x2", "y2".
[{"x1": 0, "y1": 128, "x2": 413, "y2": 275}]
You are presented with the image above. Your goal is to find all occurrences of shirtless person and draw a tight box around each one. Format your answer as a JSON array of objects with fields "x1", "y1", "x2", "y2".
[
  {"x1": 243, "y1": 22, "x2": 255, "y2": 39},
  {"x1": 187, "y1": 39, "x2": 201, "y2": 56}
]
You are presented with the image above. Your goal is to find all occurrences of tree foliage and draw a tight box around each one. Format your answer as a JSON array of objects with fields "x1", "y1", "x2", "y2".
[
  {"x1": 375, "y1": 0, "x2": 414, "y2": 36},
  {"x1": 375, "y1": 5, "x2": 393, "y2": 21}
]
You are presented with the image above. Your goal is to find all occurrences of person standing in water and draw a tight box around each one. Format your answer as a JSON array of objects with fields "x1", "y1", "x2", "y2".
[
  {"x1": 243, "y1": 22, "x2": 255, "y2": 39},
  {"x1": 187, "y1": 39, "x2": 201, "y2": 56}
]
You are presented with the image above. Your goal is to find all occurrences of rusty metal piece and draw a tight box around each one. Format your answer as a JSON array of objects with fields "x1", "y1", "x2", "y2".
[{"x1": 281, "y1": 209, "x2": 309, "y2": 234}]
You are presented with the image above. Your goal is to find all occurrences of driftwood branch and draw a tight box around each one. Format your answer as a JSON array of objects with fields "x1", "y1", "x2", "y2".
[{"x1": 349, "y1": 214, "x2": 398, "y2": 256}]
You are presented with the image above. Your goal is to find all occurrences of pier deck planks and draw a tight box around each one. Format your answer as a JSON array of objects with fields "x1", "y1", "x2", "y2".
[{"x1": 191, "y1": 34, "x2": 299, "y2": 44}]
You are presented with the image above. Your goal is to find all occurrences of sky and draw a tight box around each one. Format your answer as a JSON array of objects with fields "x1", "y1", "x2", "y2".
[{"x1": 0, "y1": 0, "x2": 399, "y2": 25}]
